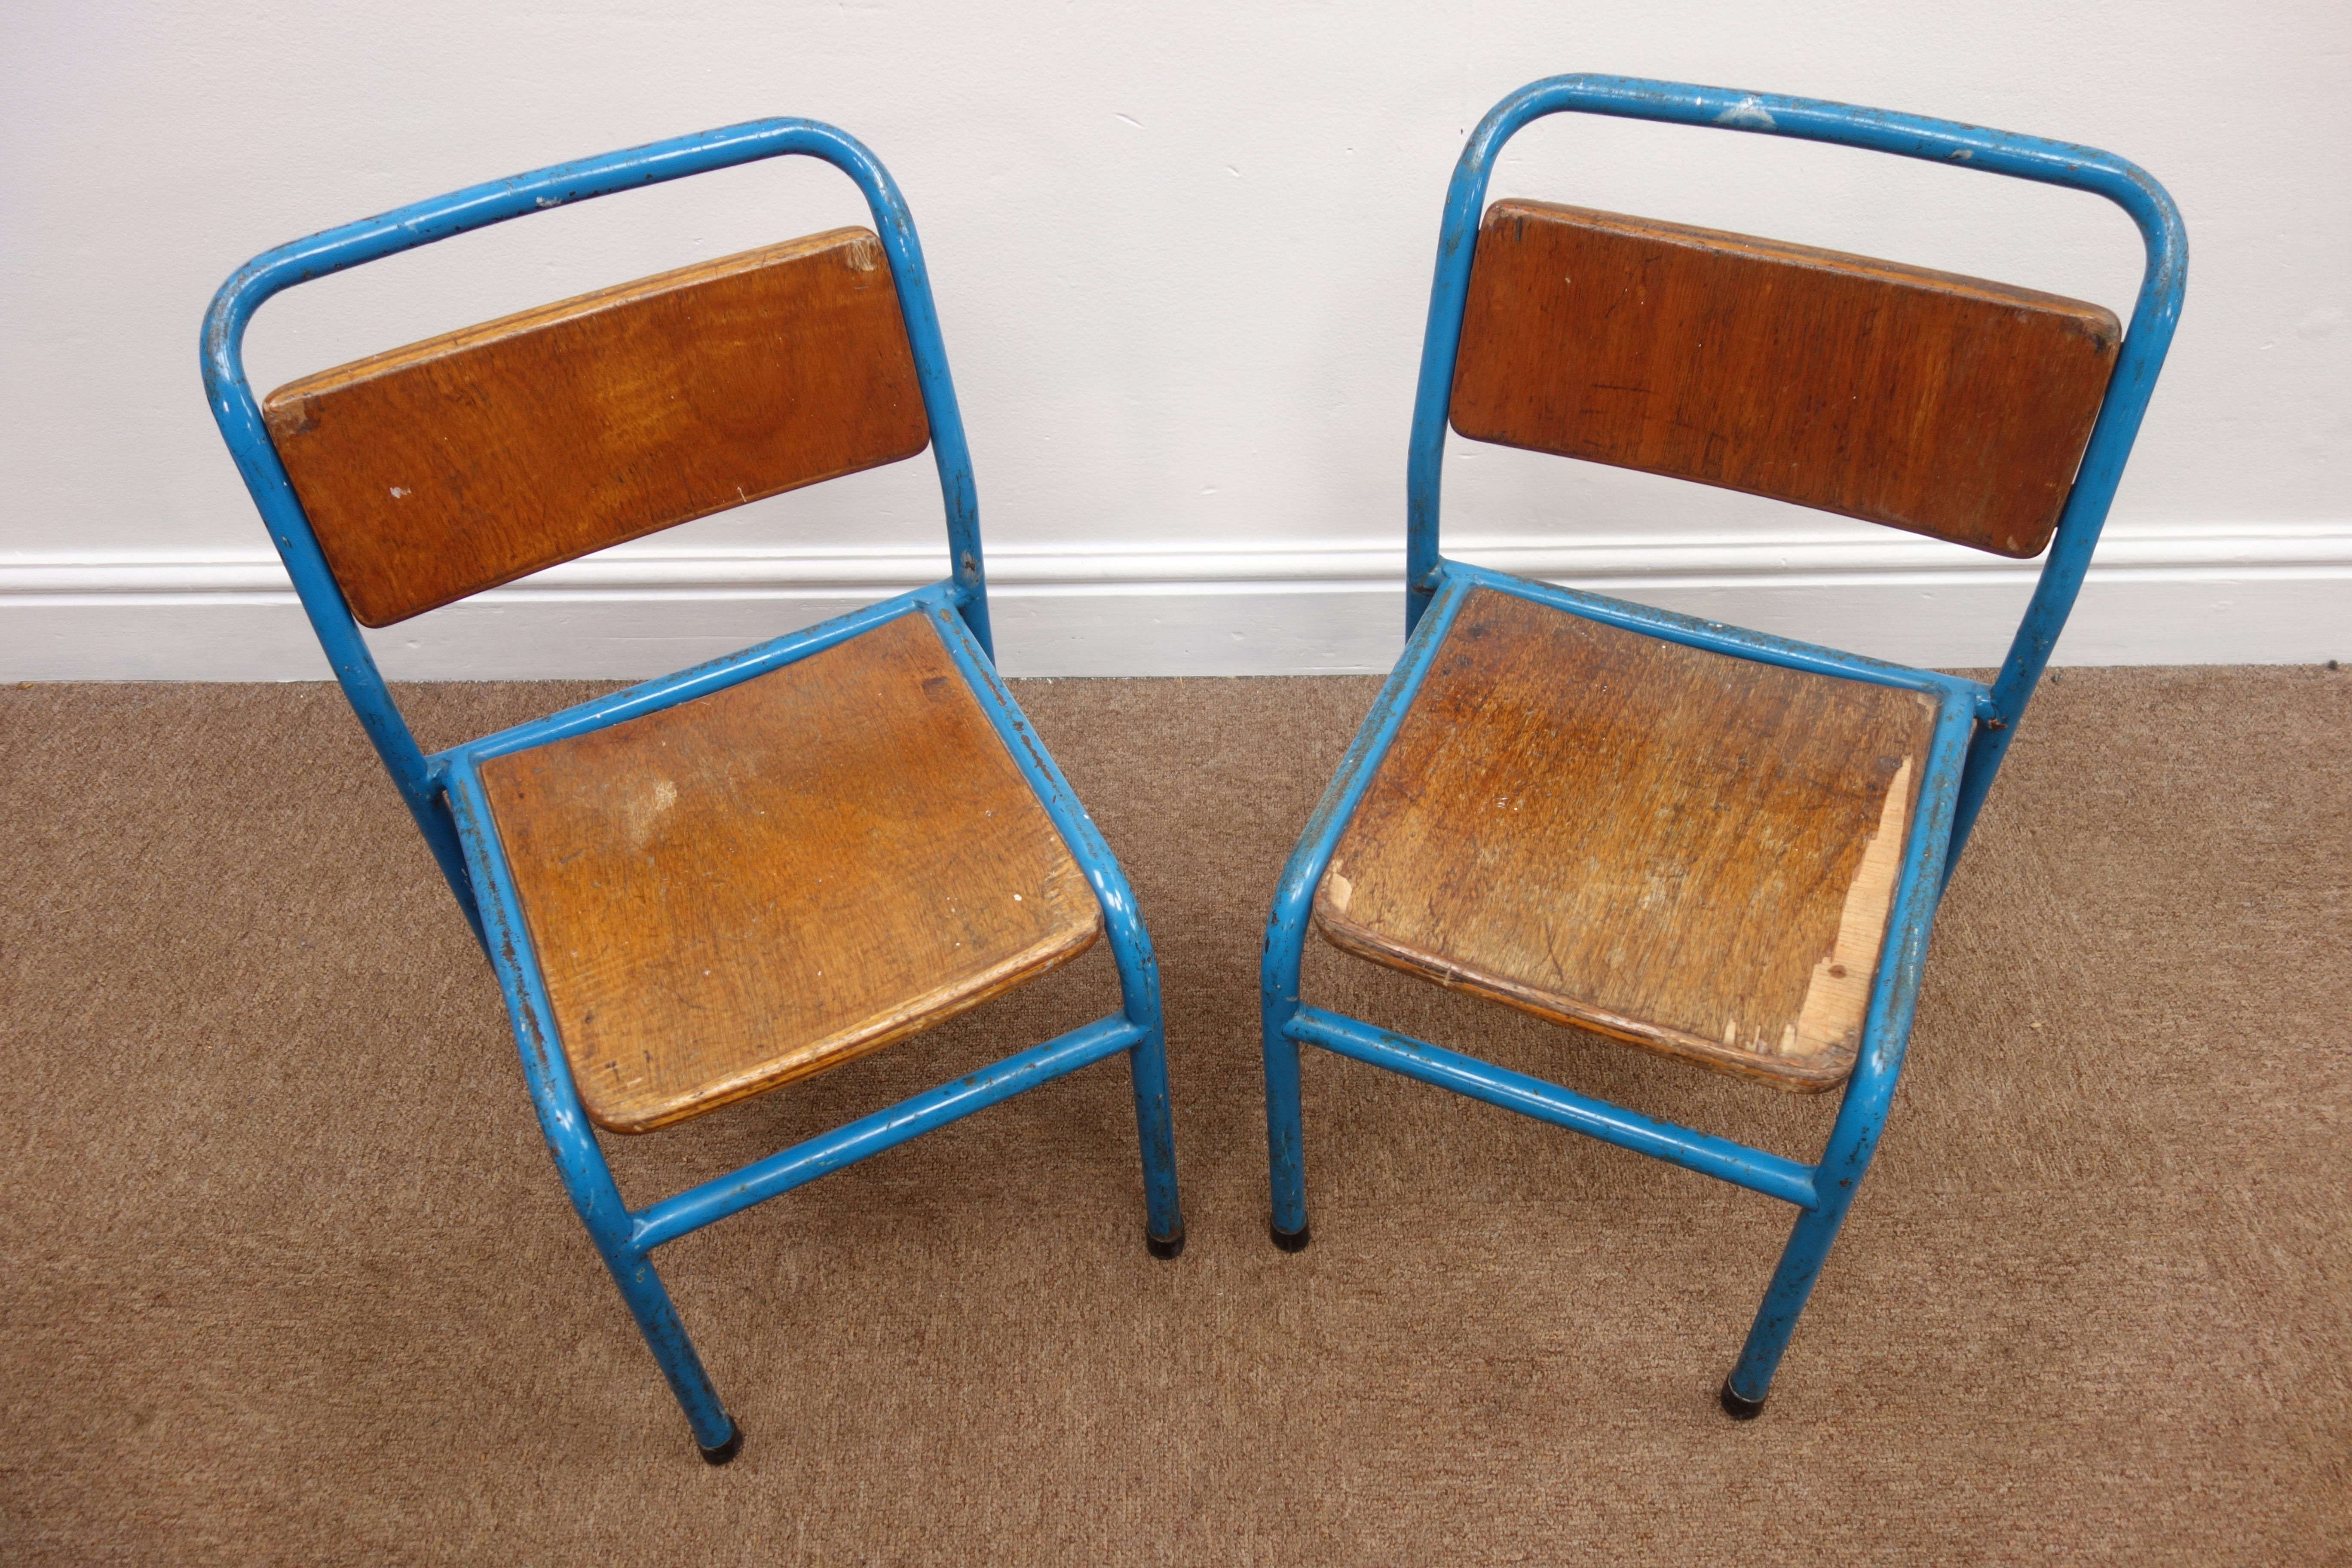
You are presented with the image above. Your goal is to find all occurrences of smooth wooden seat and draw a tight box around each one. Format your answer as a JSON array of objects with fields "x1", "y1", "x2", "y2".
[
  {"x1": 1314, "y1": 587, "x2": 1938, "y2": 1090},
  {"x1": 481, "y1": 610, "x2": 1101, "y2": 1133}
]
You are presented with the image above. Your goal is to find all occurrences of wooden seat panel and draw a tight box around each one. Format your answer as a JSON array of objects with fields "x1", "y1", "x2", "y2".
[
  {"x1": 264, "y1": 228, "x2": 930, "y2": 626},
  {"x1": 480, "y1": 610, "x2": 1101, "y2": 1133},
  {"x1": 1314, "y1": 587, "x2": 1939, "y2": 1090},
  {"x1": 1448, "y1": 200, "x2": 2121, "y2": 558}
]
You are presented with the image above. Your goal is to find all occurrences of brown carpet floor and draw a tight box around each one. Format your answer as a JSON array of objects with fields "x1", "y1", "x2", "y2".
[{"x1": 2, "y1": 666, "x2": 2346, "y2": 1563}]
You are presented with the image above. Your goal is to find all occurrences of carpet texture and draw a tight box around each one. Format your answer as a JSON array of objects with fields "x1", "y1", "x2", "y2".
[{"x1": 2, "y1": 666, "x2": 2345, "y2": 1563}]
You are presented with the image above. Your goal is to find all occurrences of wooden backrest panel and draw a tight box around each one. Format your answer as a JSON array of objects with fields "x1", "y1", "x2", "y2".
[
  {"x1": 263, "y1": 228, "x2": 930, "y2": 626},
  {"x1": 1449, "y1": 201, "x2": 2121, "y2": 557}
]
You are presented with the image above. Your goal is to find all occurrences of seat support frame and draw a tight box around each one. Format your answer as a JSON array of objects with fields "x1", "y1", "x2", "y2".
[
  {"x1": 205, "y1": 122, "x2": 1182, "y2": 1461},
  {"x1": 1263, "y1": 75, "x2": 2184, "y2": 1414}
]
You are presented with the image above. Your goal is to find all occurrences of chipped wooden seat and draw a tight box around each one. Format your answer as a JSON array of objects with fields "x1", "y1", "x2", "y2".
[
  {"x1": 1257, "y1": 76, "x2": 2184, "y2": 1421},
  {"x1": 1314, "y1": 587, "x2": 1937, "y2": 1092},
  {"x1": 483, "y1": 610, "x2": 1102, "y2": 1133},
  {"x1": 1297, "y1": 195, "x2": 2119, "y2": 1098},
  {"x1": 203, "y1": 120, "x2": 1185, "y2": 1462}
]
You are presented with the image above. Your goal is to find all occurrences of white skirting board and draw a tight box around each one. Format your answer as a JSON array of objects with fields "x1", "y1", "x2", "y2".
[{"x1": 2, "y1": 522, "x2": 2343, "y2": 681}]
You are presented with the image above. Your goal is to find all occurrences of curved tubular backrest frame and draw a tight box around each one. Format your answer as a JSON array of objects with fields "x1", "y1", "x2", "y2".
[
  {"x1": 201, "y1": 119, "x2": 990, "y2": 938},
  {"x1": 1404, "y1": 76, "x2": 2188, "y2": 748}
]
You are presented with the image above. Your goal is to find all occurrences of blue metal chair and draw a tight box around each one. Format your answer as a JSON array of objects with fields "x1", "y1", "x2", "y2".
[
  {"x1": 202, "y1": 121, "x2": 1185, "y2": 1463},
  {"x1": 1260, "y1": 76, "x2": 2184, "y2": 1414}
]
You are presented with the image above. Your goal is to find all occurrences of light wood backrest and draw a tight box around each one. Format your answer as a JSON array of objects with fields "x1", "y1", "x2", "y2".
[
  {"x1": 263, "y1": 227, "x2": 929, "y2": 626},
  {"x1": 1448, "y1": 200, "x2": 2122, "y2": 558}
]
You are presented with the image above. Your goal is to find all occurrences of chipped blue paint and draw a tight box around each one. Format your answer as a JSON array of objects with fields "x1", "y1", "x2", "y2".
[
  {"x1": 201, "y1": 121, "x2": 1179, "y2": 1458},
  {"x1": 1272, "y1": 74, "x2": 2184, "y2": 1415}
]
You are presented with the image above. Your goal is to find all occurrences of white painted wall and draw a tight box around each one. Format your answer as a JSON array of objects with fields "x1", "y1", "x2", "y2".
[{"x1": 3, "y1": 0, "x2": 2345, "y2": 678}]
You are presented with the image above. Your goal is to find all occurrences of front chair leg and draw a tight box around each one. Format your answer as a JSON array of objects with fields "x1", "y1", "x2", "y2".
[
  {"x1": 1723, "y1": 1050, "x2": 1905, "y2": 1420},
  {"x1": 593, "y1": 1241, "x2": 742, "y2": 1463},
  {"x1": 1723, "y1": 995, "x2": 1913, "y2": 1418},
  {"x1": 1720, "y1": 1193, "x2": 1859, "y2": 1419}
]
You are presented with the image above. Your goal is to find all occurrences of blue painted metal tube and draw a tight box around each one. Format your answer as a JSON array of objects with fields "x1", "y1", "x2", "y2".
[
  {"x1": 1722, "y1": 673, "x2": 1977, "y2": 1404},
  {"x1": 198, "y1": 334, "x2": 484, "y2": 942},
  {"x1": 1260, "y1": 578, "x2": 1472, "y2": 1237},
  {"x1": 1121, "y1": 1008, "x2": 1185, "y2": 1248},
  {"x1": 1949, "y1": 180, "x2": 2188, "y2": 872},
  {"x1": 447, "y1": 583, "x2": 956, "y2": 769},
  {"x1": 198, "y1": 121, "x2": 995, "y2": 951},
  {"x1": 1442, "y1": 560, "x2": 1983, "y2": 708},
  {"x1": 442, "y1": 750, "x2": 735, "y2": 1451},
  {"x1": 630, "y1": 1016, "x2": 1147, "y2": 1254},
  {"x1": 928, "y1": 604, "x2": 1184, "y2": 1245},
  {"x1": 1287, "y1": 1008, "x2": 1820, "y2": 1210}
]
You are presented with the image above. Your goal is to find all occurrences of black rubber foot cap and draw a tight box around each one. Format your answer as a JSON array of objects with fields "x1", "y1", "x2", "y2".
[
  {"x1": 1270, "y1": 1218, "x2": 1311, "y2": 1253},
  {"x1": 1146, "y1": 1225, "x2": 1187, "y2": 1261},
  {"x1": 1718, "y1": 1379, "x2": 1766, "y2": 1421},
  {"x1": 699, "y1": 1422, "x2": 744, "y2": 1466}
]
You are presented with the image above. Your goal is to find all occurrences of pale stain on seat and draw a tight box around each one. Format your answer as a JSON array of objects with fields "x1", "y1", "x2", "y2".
[{"x1": 481, "y1": 611, "x2": 1102, "y2": 1133}]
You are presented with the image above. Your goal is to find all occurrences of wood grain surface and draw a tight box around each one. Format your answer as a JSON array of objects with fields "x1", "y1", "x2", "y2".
[
  {"x1": 481, "y1": 610, "x2": 1100, "y2": 1133},
  {"x1": 1448, "y1": 200, "x2": 2121, "y2": 558},
  {"x1": 264, "y1": 228, "x2": 930, "y2": 627},
  {"x1": 1315, "y1": 587, "x2": 1938, "y2": 1090}
]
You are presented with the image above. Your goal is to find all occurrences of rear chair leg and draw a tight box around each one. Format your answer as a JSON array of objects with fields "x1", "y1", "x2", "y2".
[
  {"x1": 1261, "y1": 959, "x2": 1312, "y2": 1252},
  {"x1": 1127, "y1": 1024, "x2": 1187, "y2": 1259},
  {"x1": 1262, "y1": 1031, "x2": 1311, "y2": 1250}
]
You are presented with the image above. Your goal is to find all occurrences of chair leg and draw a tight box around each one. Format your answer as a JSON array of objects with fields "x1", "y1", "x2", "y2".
[
  {"x1": 592, "y1": 1241, "x2": 743, "y2": 1462},
  {"x1": 1718, "y1": 993, "x2": 1917, "y2": 1420},
  {"x1": 1721, "y1": 1149, "x2": 1873, "y2": 1419},
  {"x1": 1262, "y1": 1026, "x2": 1311, "y2": 1251},
  {"x1": 1717, "y1": 699, "x2": 1957, "y2": 1420},
  {"x1": 1127, "y1": 1026, "x2": 1187, "y2": 1259},
  {"x1": 1261, "y1": 934, "x2": 1312, "y2": 1251},
  {"x1": 1093, "y1": 872, "x2": 1184, "y2": 1260}
]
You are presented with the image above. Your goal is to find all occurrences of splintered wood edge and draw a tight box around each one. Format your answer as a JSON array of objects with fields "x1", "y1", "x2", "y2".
[
  {"x1": 1309, "y1": 750, "x2": 1923, "y2": 1096},
  {"x1": 582, "y1": 907, "x2": 1104, "y2": 1135},
  {"x1": 1785, "y1": 755, "x2": 1912, "y2": 1061},
  {"x1": 262, "y1": 228, "x2": 891, "y2": 414}
]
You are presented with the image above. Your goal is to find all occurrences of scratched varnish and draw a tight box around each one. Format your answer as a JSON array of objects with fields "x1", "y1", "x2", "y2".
[
  {"x1": 1315, "y1": 588, "x2": 1938, "y2": 1091},
  {"x1": 263, "y1": 228, "x2": 929, "y2": 626},
  {"x1": 481, "y1": 611, "x2": 1101, "y2": 1134},
  {"x1": 1449, "y1": 201, "x2": 2120, "y2": 559}
]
